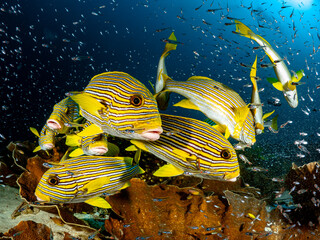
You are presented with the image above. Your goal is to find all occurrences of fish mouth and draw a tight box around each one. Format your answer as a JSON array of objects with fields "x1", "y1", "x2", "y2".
[
  {"x1": 35, "y1": 189, "x2": 50, "y2": 202},
  {"x1": 42, "y1": 143, "x2": 54, "y2": 150},
  {"x1": 141, "y1": 127, "x2": 163, "y2": 141},
  {"x1": 47, "y1": 119, "x2": 62, "y2": 130},
  {"x1": 89, "y1": 146, "x2": 108, "y2": 155}
]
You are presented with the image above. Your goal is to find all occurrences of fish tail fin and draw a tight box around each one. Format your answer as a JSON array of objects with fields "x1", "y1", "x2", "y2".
[
  {"x1": 162, "y1": 32, "x2": 177, "y2": 57},
  {"x1": 235, "y1": 20, "x2": 256, "y2": 39}
]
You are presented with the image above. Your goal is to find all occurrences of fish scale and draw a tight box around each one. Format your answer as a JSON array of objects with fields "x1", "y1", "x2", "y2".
[
  {"x1": 131, "y1": 114, "x2": 240, "y2": 181},
  {"x1": 35, "y1": 156, "x2": 143, "y2": 204}
]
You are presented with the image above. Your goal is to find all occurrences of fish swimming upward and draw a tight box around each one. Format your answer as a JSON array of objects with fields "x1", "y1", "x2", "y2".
[
  {"x1": 234, "y1": 20, "x2": 304, "y2": 108},
  {"x1": 155, "y1": 32, "x2": 177, "y2": 110},
  {"x1": 70, "y1": 71, "x2": 163, "y2": 141},
  {"x1": 250, "y1": 56, "x2": 274, "y2": 135},
  {"x1": 35, "y1": 156, "x2": 144, "y2": 208},
  {"x1": 156, "y1": 75, "x2": 256, "y2": 146},
  {"x1": 30, "y1": 124, "x2": 57, "y2": 151},
  {"x1": 130, "y1": 114, "x2": 240, "y2": 181},
  {"x1": 46, "y1": 97, "x2": 80, "y2": 133}
]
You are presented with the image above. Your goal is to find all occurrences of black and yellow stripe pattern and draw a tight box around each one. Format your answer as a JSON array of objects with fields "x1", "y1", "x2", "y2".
[
  {"x1": 35, "y1": 156, "x2": 142, "y2": 203},
  {"x1": 132, "y1": 114, "x2": 239, "y2": 181},
  {"x1": 47, "y1": 97, "x2": 80, "y2": 132},
  {"x1": 164, "y1": 76, "x2": 256, "y2": 145},
  {"x1": 38, "y1": 124, "x2": 57, "y2": 150},
  {"x1": 80, "y1": 71, "x2": 162, "y2": 139}
]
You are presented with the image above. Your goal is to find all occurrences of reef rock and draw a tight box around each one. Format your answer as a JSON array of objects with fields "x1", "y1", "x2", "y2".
[
  {"x1": 285, "y1": 162, "x2": 320, "y2": 225},
  {"x1": 3, "y1": 221, "x2": 51, "y2": 240}
]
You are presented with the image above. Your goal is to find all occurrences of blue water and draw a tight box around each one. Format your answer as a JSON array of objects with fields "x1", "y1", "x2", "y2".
[{"x1": 1, "y1": 0, "x2": 319, "y2": 174}]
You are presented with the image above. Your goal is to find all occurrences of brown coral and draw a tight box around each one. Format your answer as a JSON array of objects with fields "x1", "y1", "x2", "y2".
[{"x1": 4, "y1": 221, "x2": 51, "y2": 240}]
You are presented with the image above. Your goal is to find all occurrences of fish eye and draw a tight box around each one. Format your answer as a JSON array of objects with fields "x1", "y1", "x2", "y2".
[
  {"x1": 47, "y1": 175, "x2": 59, "y2": 186},
  {"x1": 130, "y1": 95, "x2": 144, "y2": 107},
  {"x1": 220, "y1": 149, "x2": 232, "y2": 159}
]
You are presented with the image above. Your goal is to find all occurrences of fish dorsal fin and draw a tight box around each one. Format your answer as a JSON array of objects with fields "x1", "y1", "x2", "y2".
[
  {"x1": 130, "y1": 140, "x2": 149, "y2": 152},
  {"x1": 65, "y1": 134, "x2": 81, "y2": 147},
  {"x1": 85, "y1": 197, "x2": 112, "y2": 209},
  {"x1": 80, "y1": 176, "x2": 110, "y2": 194},
  {"x1": 173, "y1": 99, "x2": 200, "y2": 111},
  {"x1": 77, "y1": 123, "x2": 103, "y2": 137},
  {"x1": 70, "y1": 92, "x2": 105, "y2": 118},
  {"x1": 30, "y1": 127, "x2": 40, "y2": 138},
  {"x1": 153, "y1": 164, "x2": 184, "y2": 177},
  {"x1": 262, "y1": 110, "x2": 275, "y2": 120},
  {"x1": 187, "y1": 76, "x2": 213, "y2": 81},
  {"x1": 69, "y1": 148, "x2": 84, "y2": 157}
]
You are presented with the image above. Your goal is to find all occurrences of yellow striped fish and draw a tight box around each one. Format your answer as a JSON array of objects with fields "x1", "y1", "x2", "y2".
[
  {"x1": 66, "y1": 122, "x2": 120, "y2": 157},
  {"x1": 46, "y1": 97, "x2": 80, "y2": 132},
  {"x1": 155, "y1": 32, "x2": 177, "y2": 110},
  {"x1": 70, "y1": 71, "x2": 163, "y2": 141},
  {"x1": 30, "y1": 124, "x2": 57, "y2": 151},
  {"x1": 234, "y1": 20, "x2": 304, "y2": 108},
  {"x1": 35, "y1": 156, "x2": 144, "y2": 208},
  {"x1": 250, "y1": 56, "x2": 274, "y2": 135},
  {"x1": 156, "y1": 75, "x2": 256, "y2": 146},
  {"x1": 131, "y1": 114, "x2": 239, "y2": 181}
]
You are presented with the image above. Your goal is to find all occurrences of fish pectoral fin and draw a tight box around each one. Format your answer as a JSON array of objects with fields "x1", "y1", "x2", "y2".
[
  {"x1": 212, "y1": 124, "x2": 226, "y2": 134},
  {"x1": 262, "y1": 110, "x2": 275, "y2": 120},
  {"x1": 69, "y1": 148, "x2": 84, "y2": 157},
  {"x1": 85, "y1": 197, "x2": 112, "y2": 209},
  {"x1": 271, "y1": 81, "x2": 284, "y2": 91},
  {"x1": 153, "y1": 164, "x2": 184, "y2": 177},
  {"x1": 80, "y1": 176, "x2": 110, "y2": 194},
  {"x1": 291, "y1": 69, "x2": 304, "y2": 82},
  {"x1": 130, "y1": 140, "x2": 149, "y2": 152},
  {"x1": 234, "y1": 105, "x2": 250, "y2": 123},
  {"x1": 173, "y1": 99, "x2": 200, "y2": 111},
  {"x1": 70, "y1": 92, "x2": 105, "y2": 118},
  {"x1": 255, "y1": 123, "x2": 264, "y2": 130},
  {"x1": 33, "y1": 146, "x2": 41, "y2": 152},
  {"x1": 77, "y1": 123, "x2": 103, "y2": 137},
  {"x1": 65, "y1": 134, "x2": 81, "y2": 147},
  {"x1": 30, "y1": 127, "x2": 40, "y2": 138},
  {"x1": 120, "y1": 181, "x2": 131, "y2": 190},
  {"x1": 224, "y1": 127, "x2": 231, "y2": 139}
]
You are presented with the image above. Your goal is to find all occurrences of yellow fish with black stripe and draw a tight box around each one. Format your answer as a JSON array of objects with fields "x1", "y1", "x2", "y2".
[
  {"x1": 234, "y1": 20, "x2": 304, "y2": 108},
  {"x1": 66, "y1": 121, "x2": 120, "y2": 157},
  {"x1": 46, "y1": 97, "x2": 80, "y2": 133},
  {"x1": 130, "y1": 114, "x2": 239, "y2": 181},
  {"x1": 35, "y1": 155, "x2": 144, "y2": 208},
  {"x1": 156, "y1": 74, "x2": 256, "y2": 147},
  {"x1": 70, "y1": 71, "x2": 163, "y2": 141},
  {"x1": 30, "y1": 124, "x2": 57, "y2": 151}
]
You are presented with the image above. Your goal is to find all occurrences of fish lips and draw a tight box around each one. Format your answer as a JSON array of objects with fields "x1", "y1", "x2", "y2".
[
  {"x1": 46, "y1": 119, "x2": 64, "y2": 130},
  {"x1": 284, "y1": 89, "x2": 298, "y2": 108},
  {"x1": 87, "y1": 146, "x2": 109, "y2": 155},
  {"x1": 140, "y1": 127, "x2": 163, "y2": 141}
]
